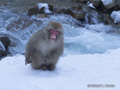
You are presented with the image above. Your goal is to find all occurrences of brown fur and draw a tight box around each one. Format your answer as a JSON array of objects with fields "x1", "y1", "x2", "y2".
[{"x1": 25, "y1": 21, "x2": 64, "y2": 71}]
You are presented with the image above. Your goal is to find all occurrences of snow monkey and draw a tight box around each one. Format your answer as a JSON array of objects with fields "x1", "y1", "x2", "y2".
[{"x1": 25, "y1": 21, "x2": 64, "y2": 71}]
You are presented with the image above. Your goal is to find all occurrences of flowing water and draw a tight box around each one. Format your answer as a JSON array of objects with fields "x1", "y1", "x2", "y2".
[{"x1": 0, "y1": 0, "x2": 120, "y2": 55}]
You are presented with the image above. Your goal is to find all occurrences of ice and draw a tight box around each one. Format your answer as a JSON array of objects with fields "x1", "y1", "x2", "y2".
[
  {"x1": 38, "y1": 3, "x2": 51, "y2": 13},
  {"x1": 111, "y1": 10, "x2": 120, "y2": 23},
  {"x1": 0, "y1": 48, "x2": 120, "y2": 90}
]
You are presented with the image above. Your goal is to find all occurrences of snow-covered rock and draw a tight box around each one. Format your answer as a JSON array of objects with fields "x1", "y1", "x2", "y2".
[
  {"x1": 38, "y1": 3, "x2": 51, "y2": 13},
  {"x1": 90, "y1": 0, "x2": 101, "y2": 8},
  {"x1": 0, "y1": 48, "x2": 120, "y2": 90},
  {"x1": 111, "y1": 10, "x2": 120, "y2": 23},
  {"x1": 101, "y1": 0, "x2": 116, "y2": 9}
]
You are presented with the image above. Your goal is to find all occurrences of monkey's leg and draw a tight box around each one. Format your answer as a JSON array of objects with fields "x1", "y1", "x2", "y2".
[
  {"x1": 45, "y1": 50, "x2": 61, "y2": 71},
  {"x1": 40, "y1": 64, "x2": 48, "y2": 71},
  {"x1": 48, "y1": 64, "x2": 56, "y2": 71},
  {"x1": 31, "y1": 53, "x2": 44, "y2": 69}
]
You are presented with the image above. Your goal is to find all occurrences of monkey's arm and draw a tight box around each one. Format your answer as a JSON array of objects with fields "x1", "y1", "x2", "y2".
[
  {"x1": 25, "y1": 42, "x2": 37, "y2": 65},
  {"x1": 45, "y1": 44, "x2": 64, "y2": 61}
]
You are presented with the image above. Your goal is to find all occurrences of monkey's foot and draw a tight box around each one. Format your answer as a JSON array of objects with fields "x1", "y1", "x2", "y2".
[
  {"x1": 48, "y1": 64, "x2": 56, "y2": 71},
  {"x1": 25, "y1": 60, "x2": 32, "y2": 65},
  {"x1": 40, "y1": 64, "x2": 48, "y2": 71}
]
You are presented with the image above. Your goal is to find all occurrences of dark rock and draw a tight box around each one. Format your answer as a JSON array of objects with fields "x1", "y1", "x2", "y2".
[
  {"x1": 55, "y1": 8, "x2": 66, "y2": 14},
  {"x1": 71, "y1": 5, "x2": 82, "y2": 11},
  {"x1": 55, "y1": 5, "x2": 85, "y2": 20},
  {"x1": 0, "y1": 37, "x2": 11, "y2": 50},
  {"x1": 102, "y1": 14, "x2": 113, "y2": 25},
  {"x1": 28, "y1": 7, "x2": 44, "y2": 16},
  {"x1": 65, "y1": 9, "x2": 76, "y2": 17},
  {"x1": 74, "y1": 11, "x2": 86, "y2": 20},
  {"x1": 116, "y1": 0, "x2": 120, "y2": 8},
  {"x1": 73, "y1": 0, "x2": 88, "y2": 3},
  {"x1": 90, "y1": 0, "x2": 101, "y2": 8},
  {"x1": 0, "y1": 50, "x2": 7, "y2": 59},
  {"x1": 48, "y1": 5, "x2": 54, "y2": 11}
]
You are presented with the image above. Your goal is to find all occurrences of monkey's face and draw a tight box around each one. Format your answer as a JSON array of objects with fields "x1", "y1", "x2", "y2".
[{"x1": 49, "y1": 29, "x2": 59, "y2": 42}]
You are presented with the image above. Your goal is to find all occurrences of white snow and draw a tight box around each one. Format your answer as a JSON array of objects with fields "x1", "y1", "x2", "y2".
[
  {"x1": 88, "y1": 3, "x2": 95, "y2": 9},
  {"x1": 111, "y1": 10, "x2": 120, "y2": 23},
  {"x1": 0, "y1": 48, "x2": 120, "y2": 90},
  {"x1": 38, "y1": 3, "x2": 51, "y2": 13},
  {"x1": 101, "y1": 0, "x2": 113, "y2": 5}
]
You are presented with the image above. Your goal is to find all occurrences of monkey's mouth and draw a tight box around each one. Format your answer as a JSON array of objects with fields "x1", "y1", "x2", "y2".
[{"x1": 50, "y1": 34, "x2": 56, "y2": 42}]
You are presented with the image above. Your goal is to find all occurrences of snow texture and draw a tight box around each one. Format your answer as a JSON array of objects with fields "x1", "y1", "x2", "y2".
[
  {"x1": 0, "y1": 48, "x2": 120, "y2": 90},
  {"x1": 111, "y1": 10, "x2": 120, "y2": 23},
  {"x1": 101, "y1": 0, "x2": 113, "y2": 5},
  {"x1": 38, "y1": 3, "x2": 51, "y2": 13}
]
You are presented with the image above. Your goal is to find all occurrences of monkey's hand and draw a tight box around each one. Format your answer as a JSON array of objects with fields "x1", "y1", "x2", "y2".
[
  {"x1": 25, "y1": 60, "x2": 32, "y2": 65},
  {"x1": 25, "y1": 56, "x2": 32, "y2": 65}
]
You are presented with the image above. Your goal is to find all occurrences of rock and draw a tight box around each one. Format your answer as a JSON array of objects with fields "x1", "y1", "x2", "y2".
[
  {"x1": 48, "y1": 5, "x2": 54, "y2": 11},
  {"x1": 90, "y1": 0, "x2": 101, "y2": 8},
  {"x1": 71, "y1": 5, "x2": 82, "y2": 11},
  {"x1": 102, "y1": 14, "x2": 113, "y2": 24},
  {"x1": 6, "y1": 17, "x2": 33, "y2": 31},
  {"x1": 72, "y1": 0, "x2": 88, "y2": 3},
  {"x1": 37, "y1": 14, "x2": 47, "y2": 18},
  {"x1": 71, "y1": 5, "x2": 85, "y2": 20},
  {"x1": 65, "y1": 9, "x2": 76, "y2": 17},
  {"x1": 0, "y1": 37, "x2": 11, "y2": 50},
  {"x1": 28, "y1": 4, "x2": 53, "y2": 16},
  {"x1": 116, "y1": 0, "x2": 120, "y2": 7},
  {"x1": 73, "y1": 11, "x2": 86, "y2": 20},
  {"x1": 55, "y1": 8, "x2": 66, "y2": 14},
  {"x1": 0, "y1": 50, "x2": 7, "y2": 59},
  {"x1": 28, "y1": 7, "x2": 44, "y2": 16},
  {"x1": 101, "y1": 0, "x2": 116, "y2": 9},
  {"x1": 0, "y1": 37, "x2": 10, "y2": 59},
  {"x1": 55, "y1": 5, "x2": 85, "y2": 20}
]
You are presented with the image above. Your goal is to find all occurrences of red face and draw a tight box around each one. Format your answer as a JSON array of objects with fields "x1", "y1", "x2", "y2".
[{"x1": 50, "y1": 29, "x2": 59, "y2": 42}]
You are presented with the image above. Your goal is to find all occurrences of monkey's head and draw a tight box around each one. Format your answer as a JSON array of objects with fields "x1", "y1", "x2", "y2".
[{"x1": 46, "y1": 21, "x2": 63, "y2": 42}]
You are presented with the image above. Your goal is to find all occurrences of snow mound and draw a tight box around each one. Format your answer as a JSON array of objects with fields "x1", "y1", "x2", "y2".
[
  {"x1": 111, "y1": 10, "x2": 120, "y2": 23},
  {"x1": 0, "y1": 49, "x2": 120, "y2": 90}
]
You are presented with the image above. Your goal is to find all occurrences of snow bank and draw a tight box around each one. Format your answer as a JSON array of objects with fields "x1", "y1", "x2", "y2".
[
  {"x1": 111, "y1": 10, "x2": 120, "y2": 23},
  {"x1": 0, "y1": 48, "x2": 120, "y2": 90},
  {"x1": 38, "y1": 3, "x2": 51, "y2": 13}
]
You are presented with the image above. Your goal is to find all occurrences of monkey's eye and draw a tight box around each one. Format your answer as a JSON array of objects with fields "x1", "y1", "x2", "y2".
[
  {"x1": 55, "y1": 31, "x2": 59, "y2": 35},
  {"x1": 50, "y1": 29, "x2": 59, "y2": 35}
]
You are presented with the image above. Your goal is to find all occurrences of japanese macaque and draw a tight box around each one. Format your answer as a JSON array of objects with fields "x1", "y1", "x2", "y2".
[{"x1": 25, "y1": 21, "x2": 64, "y2": 71}]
